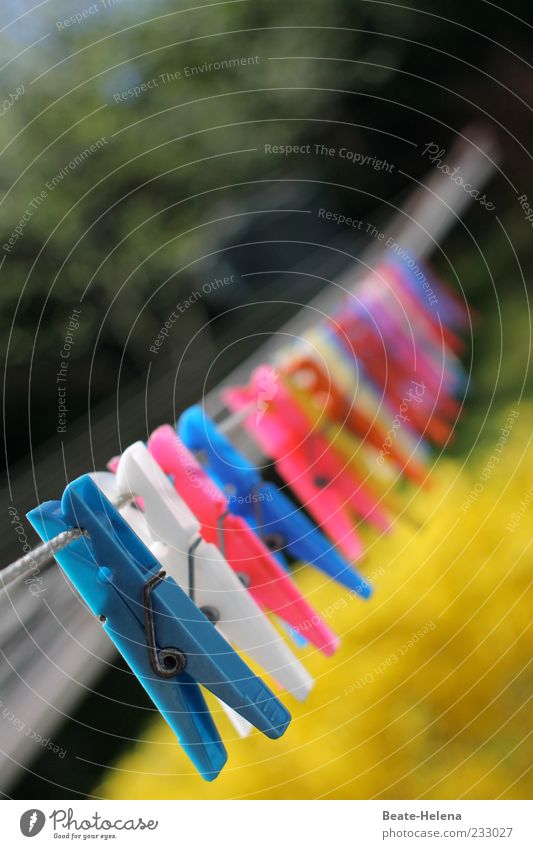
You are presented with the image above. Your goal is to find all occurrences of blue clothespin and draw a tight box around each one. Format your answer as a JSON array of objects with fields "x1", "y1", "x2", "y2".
[
  {"x1": 27, "y1": 475, "x2": 291, "y2": 781},
  {"x1": 178, "y1": 406, "x2": 372, "y2": 599}
]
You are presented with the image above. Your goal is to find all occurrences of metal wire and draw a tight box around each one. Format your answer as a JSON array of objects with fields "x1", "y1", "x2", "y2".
[
  {"x1": 0, "y1": 492, "x2": 133, "y2": 593},
  {"x1": 0, "y1": 530, "x2": 85, "y2": 591}
]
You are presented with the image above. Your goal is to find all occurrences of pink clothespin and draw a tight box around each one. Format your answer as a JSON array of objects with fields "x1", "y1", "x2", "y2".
[
  {"x1": 223, "y1": 367, "x2": 391, "y2": 562},
  {"x1": 147, "y1": 425, "x2": 339, "y2": 656}
]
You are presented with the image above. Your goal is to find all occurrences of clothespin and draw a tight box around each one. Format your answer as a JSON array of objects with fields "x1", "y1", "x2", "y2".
[
  {"x1": 384, "y1": 257, "x2": 465, "y2": 355},
  {"x1": 332, "y1": 320, "x2": 454, "y2": 446},
  {"x1": 223, "y1": 366, "x2": 393, "y2": 561},
  {"x1": 225, "y1": 366, "x2": 372, "y2": 560},
  {"x1": 279, "y1": 372, "x2": 406, "y2": 518},
  {"x1": 349, "y1": 261, "x2": 466, "y2": 406},
  {"x1": 382, "y1": 258, "x2": 468, "y2": 400},
  {"x1": 93, "y1": 470, "x2": 255, "y2": 739},
  {"x1": 107, "y1": 442, "x2": 315, "y2": 699},
  {"x1": 291, "y1": 325, "x2": 432, "y2": 470},
  {"x1": 282, "y1": 352, "x2": 429, "y2": 486},
  {"x1": 91, "y1": 470, "x2": 296, "y2": 740},
  {"x1": 27, "y1": 475, "x2": 291, "y2": 780},
  {"x1": 146, "y1": 426, "x2": 340, "y2": 654},
  {"x1": 326, "y1": 291, "x2": 455, "y2": 447},
  {"x1": 177, "y1": 406, "x2": 372, "y2": 597}
]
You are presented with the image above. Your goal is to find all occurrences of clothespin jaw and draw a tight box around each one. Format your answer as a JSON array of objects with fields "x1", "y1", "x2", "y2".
[
  {"x1": 337, "y1": 319, "x2": 455, "y2": 446},
  {"x1": 27, "y1": 475, "x2": 291, "y2": 780},
  {"x1": 177, "y1": 409, "x2": 372, "y2": 599},
  {"x1": 92, "y1": 470, "x2": 255, "y2": 738}
]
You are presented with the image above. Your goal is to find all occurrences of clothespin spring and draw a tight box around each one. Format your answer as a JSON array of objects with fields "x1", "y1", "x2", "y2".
[{"x1": 143, "y1": 570, "x2": 187, "y2": 678}]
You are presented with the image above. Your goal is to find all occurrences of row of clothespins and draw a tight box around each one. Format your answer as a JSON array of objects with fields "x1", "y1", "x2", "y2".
[{"x1": 26, "y1": 251, "x2": 469, "y2": 780}]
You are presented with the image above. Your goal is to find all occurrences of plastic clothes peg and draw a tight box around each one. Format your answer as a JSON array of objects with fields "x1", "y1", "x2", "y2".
[
  {"x1": 334, "y1": 293, "x2": 445, "y2": 408},
  {"x1": 91, "y1": 471, "x2": 255, "y2": 738},
  {"x1": 280, "y1": 374, "x2": 405, "y2": 518},
  {"x1": 194, "y1": 384, "x2": 369, "y2": 559},
  {"x1": 385, "y1": 258, "x2": 465, "y2": 355},
  {"x1": 27, "y1": 475, "x2": 291, "y2": 780},
  {"x1": 176, "y1": 410, "x2": 372, "y2": 598},
  {"x1": 293, "y1": 326, "x2": 431, "y2": 469},
  {"x1": 224, "y1": 366, "x2": 396, "y2": 558},
  {"x1": 147, "y1": 426, "x2": 341, "y2": 653},
  {"x1": 283, "y1": 353, "x2": 428, "y2": 486},
  {"x1": 348, "y1": 264, "x2": 465, "y2": 410},
  {"x1": 332, "y1": 307, "x2": 455, "y2": 446},
  {"x1": 109, "y1": 442, "x2": 315, "y2": 697}
]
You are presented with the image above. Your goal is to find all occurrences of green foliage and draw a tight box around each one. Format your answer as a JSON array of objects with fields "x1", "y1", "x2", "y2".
[{"x1": 1, "y1": 0, "x2": 411, "y2": 363}]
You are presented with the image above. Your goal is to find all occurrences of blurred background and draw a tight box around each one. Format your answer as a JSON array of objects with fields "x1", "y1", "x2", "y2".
[{"x1": 0, "y1": 0, "x2": 531, "y2": 799}]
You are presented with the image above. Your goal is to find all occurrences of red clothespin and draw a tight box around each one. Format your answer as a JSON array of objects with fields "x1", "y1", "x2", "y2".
[
  {"x1": 224, "y1": 366, "x2": 391, "y2": 562},
  {"x1": 147, "y1": 425, "x2": 339, "y2": 657}
]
